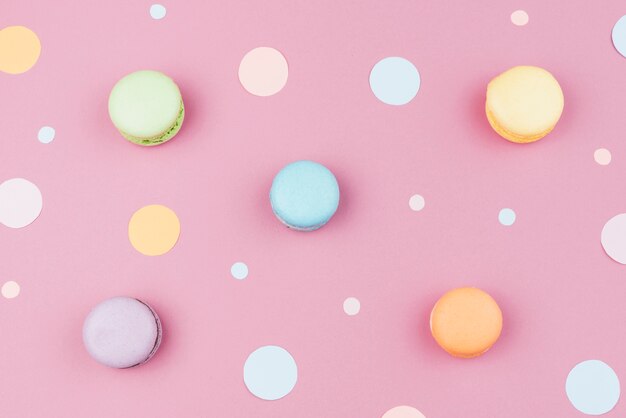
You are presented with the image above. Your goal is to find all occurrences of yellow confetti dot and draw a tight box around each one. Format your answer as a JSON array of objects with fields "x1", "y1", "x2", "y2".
[
  {"x1": 0, "y1": 26, "x2": 41, "y2": 74},
  {"x1": 128, "y1": 205, "x2": 180, "y2": 256}
]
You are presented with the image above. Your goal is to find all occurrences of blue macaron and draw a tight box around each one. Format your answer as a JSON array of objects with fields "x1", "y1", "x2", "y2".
[{"x1": 270, "y1": 160, "x2": 340, "y2": 231}]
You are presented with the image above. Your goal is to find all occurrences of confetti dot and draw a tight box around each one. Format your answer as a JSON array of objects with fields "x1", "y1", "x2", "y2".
[
  {"x1": 594, "y1": 148, "x2": 612, "y2": 166},
  {"x1": 0, "y1": 26, "x2": 41, "y2": 74},
  {"x1": 498, "y1": 208, "x2": 516, "y2": 226},
  {"x1": 231, "y1": 262, "x2": 249, "y2": 280},
  {"x1": 343, "y1": 297, "x2": 360, "y2": 316},
  {"x1": 1, "y1": 281, "x2": 20, "y2": 299},
  {"x1": 244, "y1": 345, "x2": 297, "y2": 400},
  {"x1": 369, "y1": 57, "x2": 421, "y2": 106},
  {"x1": 0, "y1": 178, "x2": 43, "y2": 229},
  {"x1": 409, "y1": 194, "x2": 425, "y2": 211},
  {"x1": 382, "y1": 405, "x2": 426, "y2": 418},
  {"x1": 566, "y1": 360, "x2": 620, "y2": 415},
  {"x1": 238, "y1": 47, "x2": 288, "y2": 97},
  {"x1": 510, "y1": 10, "x2": 529, "y2": 26},
  {"x1": 149, "y1": 4, "x2": 167, "y2": 20},
  {"x1": 601, "y1": 213, "x2": 626, "y2": 264},
  {"x1": 128, "y1": 204, "x2": 180, "y2": 256},
  {"x1": 37, "y1": 126, "x2": 55, "y2": 144},
  {"x1": 612, "y1": 15, "x2": 626, "y2": 58}
]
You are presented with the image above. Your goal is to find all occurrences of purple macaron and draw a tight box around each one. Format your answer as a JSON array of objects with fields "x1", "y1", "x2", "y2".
[{"x1": 82, "y1": 297, "x2": 162, "y2": 368}]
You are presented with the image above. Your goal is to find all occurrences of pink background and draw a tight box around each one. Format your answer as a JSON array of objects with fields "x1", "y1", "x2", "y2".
[{"x1": 2, "y1": 0, "x2": 626, "y2": 417}]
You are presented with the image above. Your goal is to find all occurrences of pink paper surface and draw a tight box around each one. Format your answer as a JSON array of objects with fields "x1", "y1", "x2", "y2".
[{"x1": 2, "y1": 1, "x2": 626, "y2": 417}]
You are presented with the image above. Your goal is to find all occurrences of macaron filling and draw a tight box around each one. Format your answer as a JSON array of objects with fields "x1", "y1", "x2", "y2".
[
  {"x1": 121, "y1": 102, "x2": 185, "y2": 146},
  {"x1": 485, "y1": 105, "x2": 553, "y2": 143}
]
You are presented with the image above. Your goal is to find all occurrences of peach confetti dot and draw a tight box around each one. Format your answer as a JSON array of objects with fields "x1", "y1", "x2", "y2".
[{"x1": 0, "y1": 26, "x2": 41, "y2": 74}]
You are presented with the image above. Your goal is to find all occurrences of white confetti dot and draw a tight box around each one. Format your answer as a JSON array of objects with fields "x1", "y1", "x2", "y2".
[
  {"x1": 244, "y1": 345, "x2": 298, "y2": 400},
  {"x1": 150, "y1": 4, "x2": 167, "y2": 20},
  {"x1": 498, "y1": 208, "x2": 516, "y2": 226},
  {"x1": 409, "y1": 194, "x2": 425, "y2": 211},
  {"x1": 511, "y1": 10, "x2": 529, "y2": 26},
  {"x1": 231, "y1": 262, "x2": 249, "y2": 280},
  {"x1": 370, "y1": 57, "x2": 421, "y2": 106},
  {"x1": 37, "y1": 126, "x2": 55, "y2": 144},
  {"x1": 1, "y1": 281, "x2": 20, "y2": 299},
  {"x1": 594, "y1": 148, "x2": 612, "y2": 166},
  {"x1": 566, "y1": 360, "x2": 620, "y2": 415},
  {"x1": 343, "y1": 297, "x2": 360, "y2": 316},
  {"x1": 601, "y1": 213, "x2": 626, "y2": 264},
  {"x1": 0, "y1": 178, "x2": 43, "y2": 228}
]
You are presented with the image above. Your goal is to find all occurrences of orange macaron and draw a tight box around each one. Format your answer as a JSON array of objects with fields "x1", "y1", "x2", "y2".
[{"x1": 430, "y1": 287, "x2": 503, "y2": 358}]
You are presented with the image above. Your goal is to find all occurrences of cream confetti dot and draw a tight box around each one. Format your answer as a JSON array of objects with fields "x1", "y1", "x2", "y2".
[
  {"x1": 594, "y1": 148, "x2": 612, "y2": 166},
  {"x1": 343, "y1": 297, "x2": 360, "y2": 316},
  {"x1": 511, "y1": 10, "x2": 529, "y2": 26},
  {"x1": 2, "y1": 281, "x2": 20, "y2": 299},
  {"x1": 0, "y1": 178, "x2": 43, "y2": 228},
  {"x1": 238, "y1": 47, "x2": 288, "y2": 96},
  {"x1": 409, "y1": 194, "x2": 425, "y2": 212},
  {"x1": 601, "y1": 213, "x2": 626, "y2": 264},
  {"x1": 382, "y1": 405, "x2": 426, "y2": 418}
]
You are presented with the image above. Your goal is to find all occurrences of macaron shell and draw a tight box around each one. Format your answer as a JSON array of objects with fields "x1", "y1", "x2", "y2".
[
  {"x1": 82, "y1": 297, "x2": 161, "y2": 368},
  {"x1": 486, "y1": 66, "x2": 563, "y2": 142},
  {"x1": 108, "y1": 70, "x2": 183, "y2": 140},
  {"x1": 430, "y1": 287, "x2": 503, "y2": 358},
  {"x1": 270, "y1": 161, "x2": 340, "y2": 231}
]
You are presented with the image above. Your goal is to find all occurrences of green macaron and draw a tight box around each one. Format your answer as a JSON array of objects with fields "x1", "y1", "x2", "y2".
[{"x1": 108, "y1": 70, "x2": 184, "y2": 146}]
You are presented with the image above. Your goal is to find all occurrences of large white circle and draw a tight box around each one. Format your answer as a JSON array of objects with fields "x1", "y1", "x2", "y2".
[
  {"x1": 243, "y1": 345, "x2": 297, "y2": 400},
  {"x1": 601, "y1": 213, "x2": 626, "y2": 264},
  {"x1": 0, "y1": 178, "x2": 43, "y2": 228},
  {"x1": 369, "y1": 57, "x2": 421, "y2": 106},
  {"x1": 566, "y1": 360, "x2": 620, "y2": 415}
]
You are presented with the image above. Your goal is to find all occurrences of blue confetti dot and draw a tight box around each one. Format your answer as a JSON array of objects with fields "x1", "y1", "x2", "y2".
[
  {"x1": 37, "y1": 126, "x2": 55, "y2": 144},
  {"x1": 149, "y1": 4, "x2": 167, "y2": 20},
  {"x1": 369, "y1": 57, "x2": 421, "y2": 106},
  {"x1": 244, "y1": 345, "x2": 297, "y2": 400},
  {"x1": 566, "y1": 360, "x2": 620, "y2": 415},
  {"x1": 230, "y1": 262, "x2": 249, "y2": 280},
  {"x1": 612, "y1": 15, "x2": 626, "y2": 58},
  {"x1": 498, "y1": 208, "x2": 516, "y2": 226}
]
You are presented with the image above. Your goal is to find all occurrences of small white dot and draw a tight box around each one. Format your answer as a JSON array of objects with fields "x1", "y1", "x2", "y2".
[
  {"x1": 2, "y1": 281, "x2": 20, "y2": 299},
  {"x1": 409, "y1": 194, "x2": 425, "y2": 212},
  {"x1": 343, "y1": 297, "x2": 360, "y2": 316},
  {"x1": 511, "y1": 10, "x2": 529, "y2": 26},
  {"x1": 594, "y1": 148, "x2": 612, "y2": 166},
  {"x1": 150, "y1": 4, "x2": 167, "y2": 20},
  {"x1": 37, "y1": 126, "x2": 55, "y2": 144},
  {"x1": 231, "y1": 262, "x2": 249, "y2": 280},
  {"x1": 499, "y1": 208, "x2": 516, "y2": 226}
]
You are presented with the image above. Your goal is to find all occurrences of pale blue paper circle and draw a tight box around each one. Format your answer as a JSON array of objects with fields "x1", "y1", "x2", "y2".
[
  {"x1": 566, "y1": 360, "x2": 620, "y2": 415},
  {"x1": 244, "y1": 345, "x2": 298, "y2": 400},
  {"x1": 369, "y1": 57, "x2": 421, "y2": 105}
]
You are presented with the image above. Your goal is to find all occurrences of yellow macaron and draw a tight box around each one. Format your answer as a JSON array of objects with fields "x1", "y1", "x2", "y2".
[
  {"x1": 430, "y1": 287, "x2": 503, "y2": 358},
  {"x1": 486, "y1": 66, "x2": 564, "y2": 143}
]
